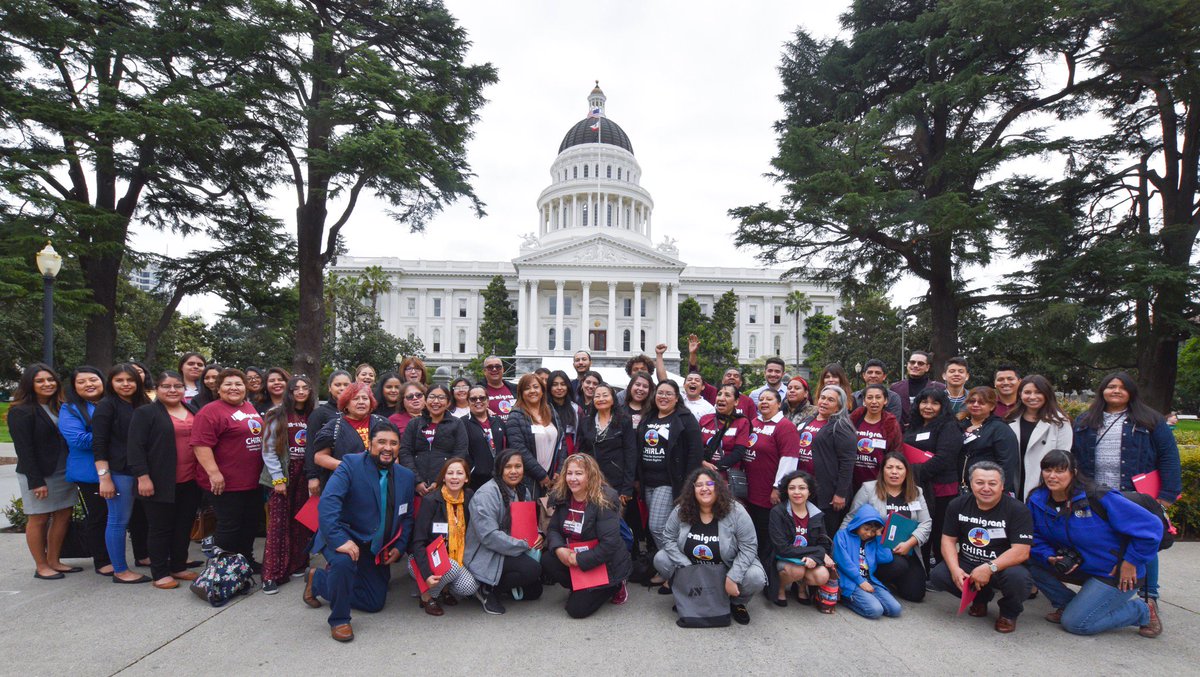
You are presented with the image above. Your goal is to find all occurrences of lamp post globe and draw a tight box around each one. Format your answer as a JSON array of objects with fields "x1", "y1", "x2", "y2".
[{"x1": 36, "y1": 242, "x2": 62, "y2": 367}]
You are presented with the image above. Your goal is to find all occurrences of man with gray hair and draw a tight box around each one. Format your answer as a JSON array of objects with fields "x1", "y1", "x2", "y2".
[{"x1": 929, "y1": 461, "x2": 1033, "y2": 634}]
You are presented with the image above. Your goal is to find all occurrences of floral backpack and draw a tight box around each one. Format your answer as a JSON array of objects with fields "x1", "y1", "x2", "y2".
[{"x1": 190, "y1": 551, "x2": 255, "y2": 607}]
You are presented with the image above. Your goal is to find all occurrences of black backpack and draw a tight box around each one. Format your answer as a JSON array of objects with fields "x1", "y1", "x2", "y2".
[{"x1": 1086, "y1": 489, "x2": 1175, "y2": 551}]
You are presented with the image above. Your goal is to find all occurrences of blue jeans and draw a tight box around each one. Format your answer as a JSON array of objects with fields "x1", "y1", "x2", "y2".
[
  {"x1": 1142, "y1": 555, "x2": 1159, "y2": 600},
  {"x1": 104, "y1": 474, "x2": 136, "y2": 573},
  {"x1": 312, "y1": 545, "x2": 391, "y2": 627},
  {"x1": 1029, "y1": 562, "x2": 1150, "y2": 635},
  {"x1": 844, "y1": 584, "x2": 902, "y2": 619}
]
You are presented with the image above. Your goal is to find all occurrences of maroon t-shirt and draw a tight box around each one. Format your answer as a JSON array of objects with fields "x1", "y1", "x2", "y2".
[
  {"x1": 796, "y1": 418, "x2": 826, "y2": 475},
  {"x1": 486, "y1": 384, "x2": 516, "y2": 421},
  {"x1": 853, "y1": 417, "x2": 887, "y2": 489},
  {"x1": 791, "y1": 510, "x2": 811, "y2": 548},
  {"x1": 423, "y1": 421, "x2": 438, "y2": 445},
  {"x1": 698, "y1": 414, "x2": 752, "y2": 466},
  {"x1": 190, "y1": 400, "x2": 264, "y2": 493},
  {"x1": 389, "y1": 411, "x2": 414, "y2": 433},
  {"x1": 746, "y1": 416, "x2": 799, "y2": 508}
]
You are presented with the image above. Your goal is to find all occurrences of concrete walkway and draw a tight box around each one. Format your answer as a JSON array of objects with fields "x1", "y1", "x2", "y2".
[{"x1": 0, "y1": 519, "x2": 1196, "y2": 675}]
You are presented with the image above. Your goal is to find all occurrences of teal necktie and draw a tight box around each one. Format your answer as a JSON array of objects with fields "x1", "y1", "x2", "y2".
[{"x1": 371, "y1": 470, "x2": 388, "y2": 554}]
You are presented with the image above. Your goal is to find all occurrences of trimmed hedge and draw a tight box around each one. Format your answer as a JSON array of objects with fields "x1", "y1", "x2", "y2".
[{"x1": 1168, "y1": 454, "x2": 1200, "y2": 538}]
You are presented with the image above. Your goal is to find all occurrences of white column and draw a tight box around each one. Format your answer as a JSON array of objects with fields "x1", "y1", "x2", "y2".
[
  {"x1": 526, "y1": 280, "x2": 537, "y2": 350},
  {"x1": 763, "y1": 295, "x2": 774, "y2": 357},
  {"x1": 443, "y1": 289, "x2": 453, "y2": 357},
  {"x1": 516, "y1": 280, "x2": 527, "y2": 351},
  {"x1": 602, "y1": 193, "x2": 608, "y2": 227},
  {"x1": 468, "y1": 288, "x2": 479, "y2": 354},
  {"x1": 581, "y1": 281, "x2": 590, "y2": 352},
  {"x1": 669, "y1": 283, "x2": 679, "y2": 354},
  {"x1": 607, "y1": 282, "x2": 617, "y2": 355},
  {"x1": 554, "y1": 280, "x2": 565, "y2": 355},
  {"x1": 658, "y1": 283, "x2": 668, "y2": 345},
  {"x1": 417, "y1": 287, "x2": 428, "y2": 348},
  {"x1": 633, "y1": 282, "x2": 643, "y2": 353}
]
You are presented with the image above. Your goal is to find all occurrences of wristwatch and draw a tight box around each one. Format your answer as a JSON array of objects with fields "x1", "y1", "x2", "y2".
[
  {"x1": 97, "y1": 468, "x2": 110, "y2": 477},
  {"x1": 988, "y1": 562, "x2": 998, "y2": 573}
]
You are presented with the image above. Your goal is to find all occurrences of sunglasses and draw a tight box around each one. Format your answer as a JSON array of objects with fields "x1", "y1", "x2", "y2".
[
  {"x1": 404, "y1": 393, "x2": 425, "y2": 400},
  {"x1": 484, "y1": 364, "x2": 502, "y2": 370},
  {"x1": 468, "y1": 396, "x2": 488, "y2": 403}
]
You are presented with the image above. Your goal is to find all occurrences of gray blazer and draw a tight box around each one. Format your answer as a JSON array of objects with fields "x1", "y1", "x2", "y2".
[
  {"x1": 659, "y1": 500, "x2": 760, "y2": 584},
  {"x1": 840, "y1": 480, "x2": 932, "y2": 545},
  {"x1": 463, "y1": 479, "x2": 535, "y2": 586}
]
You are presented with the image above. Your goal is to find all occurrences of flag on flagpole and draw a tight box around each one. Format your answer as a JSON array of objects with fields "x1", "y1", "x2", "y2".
[
  {"x1": 588, "y1": 106, "x2": 602, "y2": 118},
  {"x1": 590, "y1": 119, "x2": 601, "y2": 132}
]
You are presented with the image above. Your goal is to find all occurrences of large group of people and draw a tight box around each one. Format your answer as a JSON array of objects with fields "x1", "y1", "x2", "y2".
[{"x1": 6, "y1": 336, "x2": 1182, "y2": 642}]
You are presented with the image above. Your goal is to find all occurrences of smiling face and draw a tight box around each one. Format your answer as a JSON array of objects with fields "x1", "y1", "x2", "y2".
[
  {"x1": 764, "y1": 362, "x2": 784, "y2": 386},
  {"x1": 112, "y1": 371, "x2": 138, "y2": 401},
  {"x1": 501, "y1": 454, "x2": 524, "y2": 488},
  {"x1": 573, "y1": 351, "x2": 591, "y2": 374},
  {"x1": 426, "y1": 389, "x2": 448, "y2": 417},
  {"x1": 593, "y1": 386, "x2": 614, "y2": 413},
  {"x1": 1020, "y1": 382, "x2": 1045, "y2": 413},
  {"x1": 684, "y1": 373, "x2": 704, "y2": 397},
  {"x1": 1041, "y1": 464, "x2": 1072, "y2": 495},
  {"x1": 156, "y1": 375, "x2": 184, "y2": 406},
  {"x1": 581, "y1": 375, "x2": 599, "y2": 399},
  {"x1": 181, "y1": 356, "x2": 205, "y2": 382},
  {"x1": 369, "y1": 430, "x2": 400, "y2": 466},
  {"x1": 402, "y1": 386, "x2": 426, "y2": 415},
  {"x1": 629, "y1": 378, "x2": 650, "y2": 404},
  {"x1": 693, "y1": 473, "x2": 717, "y2": 508},
  {"x1": 520, "y1": 380, "x2": 543, "y2": 409},
  {"x1": 786, "y1": 379, "x2": 808, "y2": 405},
  {"x1": 202, "y1": 368, "x2": 220, "y2": 390},
  {"x1": 906, "y1": 353, "x2": 930, "y2": 378},
  {"x1": 994, "y1": 370, "x2": 1019, "y2": 398},
  {"x1": 245, "y1": 371, "x2": 263, "y2": 392},
  {"x1": 74, "y1": 371, "x2": 104, "y2": 402},
  {"x1": 786, "y1": 476, "x2": 811, "y2": 506},
  {"x1": 403, "y1": 364, "x2": 424, "y2": 383},
  {"x1": 382, "y1": 377, "x2": 403, "y2": 405},
  {"x1": 467, "y1": 387, "x2": 489, "y2": 417},
  {"x1": 970, "y1": 469, "x2": 1004, "y2": 507},
  {"x1": 550, "y1": 376, "x2": 570, "y2": 403},
  {"x1": 443, "y1": 460, "x2": 468, "y2": 492},
  {"x1": 758, "y1": 390, "x2": 780, "y2": 418},
  {"x1": 1102, "y1": 379, "x2": 1130, "y2": 411},
  {"x1": 965, "y1": 394, "x2": 994, "y2": 421},
  {"x1": 863, "y1": 365, "x2": 887, "y2": 385},
  {"x1": 943, "y1": 363, "x2": 969, "y2": 388},
  {"x1": 266, "y1": 372, "x2": 287, "y2": 398},
  {"x1": 217, "y1": 375, "x2": 245, "y2": 405},
  {"x1": 32, "y1": 370, "x2": 58, "y2": 402},
  {"x1": 564, "y1": 460, "x2": 588, "y2": 496},
  {"x1": 917, "y1": 396, "x2": 942, "y2": 421},
  {"x1": 654, "y1": 383, "x2": 677, "y2": 416},
  {"x1": 356, "y1": 366, "x2": 376, "y2": 386},
  {"x1": 483, "y1": 358, "x2": 504, "y2": 385},
  {"x1": 451, "y1": 381, "x2": 469, "y2": 406}
]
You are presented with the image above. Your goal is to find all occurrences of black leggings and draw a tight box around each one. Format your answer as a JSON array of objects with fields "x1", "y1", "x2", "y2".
[
  {"x1": 922, "y1": 494, "x2": 956, "y2": 570},
  {"x1": 875, "y1": 551, "x2": 926, "y2": 602},
  {"x1": 143, "y1": 481, "x2": 202, "y2": 580},
  {"x1": 496, "y1": 553, "x2": 543, "y2": 600},
  {"x1": 207, "y1": 489, "x2": 261, "y2": 563},
  {"x1": 77, "y1": 482, "x2": 111, "y2": 571},
  {"x1": 541, "y1": 553, "x2": 619, "y2": 618},
  {"x1": 745, "y1": 502, "x2": 772, "y2": 572}
]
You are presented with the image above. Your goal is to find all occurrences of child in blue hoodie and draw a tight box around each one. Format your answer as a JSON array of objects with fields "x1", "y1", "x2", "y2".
[{"x1": 833, "y1": 505, "x2": 901, "y2": 619}]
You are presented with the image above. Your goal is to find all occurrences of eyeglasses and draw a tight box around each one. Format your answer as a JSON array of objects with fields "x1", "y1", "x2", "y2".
[
  {"x1": 426, "y1": 395, "x2": 448, "y2": 402},
  {"x1": 484, "y1": 364, "x2": 502, "y2": 371},
  {"x1": 159, "y1": 384, "x2": 184, "y2": 391},
  {"x1": 693, "y1": 481, "x2": 716, "y2": 488},
  {"x1": 468, "y1": 396, "x2": 488, "y2": 403},
  {"x1": 453, "y1": 385, "x2": 470, "y2": 390},
  {"x1": 908, "y1": 360, "x2": 928, "y2": 366},
  {"x1": 404, "y1": 393, "x2": 425, "y2": 400}
]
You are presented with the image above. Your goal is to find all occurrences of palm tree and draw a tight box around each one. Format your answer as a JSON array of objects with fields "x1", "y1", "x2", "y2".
[
  {"x1": 785, "y1": 290, "x2": 812, "y2": 372},
  {"x1": 357, "y1": 265, "x2": 392, "y2": 309}
]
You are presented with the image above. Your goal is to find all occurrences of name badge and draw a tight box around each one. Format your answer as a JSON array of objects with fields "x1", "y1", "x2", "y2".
[
  {"x1": 963, "y1": 434, "x2": 978, "y2": 444},
  {"x1": 563, "y1": 520, "x2": 583, "y2": 534},
  {"x1": 398, "y1": 503, "x2": 409, "y2": 515},
  {"x1": 987, "y1": 527, "x2": 1007, "y2": 539},
  {"x1": 432, "y1": 521, "x2": 449, "y2": 534},
  {"x1": 724, "y1": 428, "x2": 738, "y2": 437},
  {"x1": 915, "y1": 432, "x2": 931, "y2": 441},
  {"x1": 872, "y1": 438, "x2": 887, "y2": 449},
  {"x1": 762, "y1": 425, "x2": 776, "y2": 435}
]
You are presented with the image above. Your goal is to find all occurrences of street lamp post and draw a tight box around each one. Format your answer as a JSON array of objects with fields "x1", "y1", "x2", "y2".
[{"x1": 36, "y1": 242, "x2": 62, "y2": 367}]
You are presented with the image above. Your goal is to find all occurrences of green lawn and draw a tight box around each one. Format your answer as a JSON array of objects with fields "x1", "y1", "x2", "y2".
[
  {"x1": 1175, "y1": 418, "x2": 1200, "y2": 432},
  {"x1": 0, "y1": 402, "x2": 9, "y2": 443}
]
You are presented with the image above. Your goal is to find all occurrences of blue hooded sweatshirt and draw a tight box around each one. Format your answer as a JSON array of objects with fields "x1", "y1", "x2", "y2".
[
  {"x1": 1027, "y1": 486, "x2": 1162, "y2": 580},
  {"x1": 833, "y1": 504, "x2": 894, "y2": 596}
]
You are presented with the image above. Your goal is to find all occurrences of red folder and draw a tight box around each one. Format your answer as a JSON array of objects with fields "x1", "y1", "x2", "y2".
[
  {"x1": 294, "y1": 495, "x2": 320, "y2": 532},
  {"x1": 1132, "y1": 471, "x2": 1161, "y2": 499},
  {"x1": 902, "y1": 444, "x2": 934, "y2": 465},
  {"x1": 568, "y1": 539, "x2": 610, "y2": 590},
  {"x1": 414, "y1": 536, "x2": 452, "y2": 593},
  {"x1": 510, "y1": 501, "x2": 539, "y2": 548},
  {"x1": 956, "y1": 578, "x2": 979, "y2": 615},
  {"x1": 374, "y1": 525, "x2": 405, "y2": 566}
]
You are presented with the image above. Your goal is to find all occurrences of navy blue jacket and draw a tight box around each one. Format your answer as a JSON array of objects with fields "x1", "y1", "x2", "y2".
[
  {"x1": 312, "y1": 413, "x2": 391, "y2": 487},
  {"x1": 1072, "y1": 416, "x2": 1182, "y2": 503},
  {"x1": 1027, "y1": 486, "x2": 1163, "y2": 580},
  {"x1": 314, "y1": 452, "x2": 415, "y2": 555}
]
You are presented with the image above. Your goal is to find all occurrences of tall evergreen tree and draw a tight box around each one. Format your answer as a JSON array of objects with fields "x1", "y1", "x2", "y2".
[{"x1": 477, "y1": 275, "x2": 516, "y2": 357}]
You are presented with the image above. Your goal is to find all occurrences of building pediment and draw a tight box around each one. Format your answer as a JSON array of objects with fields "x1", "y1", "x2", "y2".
[{"x1": 514, "y1": 233, "x2": 685, "y2": 270}]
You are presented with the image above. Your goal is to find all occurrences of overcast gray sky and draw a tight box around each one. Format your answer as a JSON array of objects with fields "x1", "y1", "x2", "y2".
[{"x1": 137, "y1": 1, "x2": 854, "y2": 318}]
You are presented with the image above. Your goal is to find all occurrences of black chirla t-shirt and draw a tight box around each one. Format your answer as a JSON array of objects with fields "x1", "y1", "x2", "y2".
[
  {"x1": 884, "y1": 492, "x2": 915, "y2": 520},
  {"x1": 640, "y1": 417, "x2": 672, "y2": 488},
  {"x1": 944, "y1": 494, "x2": 1034, "y2": 570},
  {"x1": 685, "y1": 517, "x2": 721, "y2": 565}
]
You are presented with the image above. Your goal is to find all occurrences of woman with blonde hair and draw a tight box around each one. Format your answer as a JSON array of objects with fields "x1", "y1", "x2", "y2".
[{"x1": 543, "y1": 453, "x2": 632, "y2": 617}]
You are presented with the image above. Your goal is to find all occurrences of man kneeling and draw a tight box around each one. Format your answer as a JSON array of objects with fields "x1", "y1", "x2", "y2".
[{"x1": 303, "y1": 424, "x2": 415, "y2": 641}]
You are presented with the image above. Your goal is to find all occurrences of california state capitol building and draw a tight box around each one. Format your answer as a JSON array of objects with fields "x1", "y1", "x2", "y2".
[{"x1": 331, "y1": 84, "x2": 839, "y2": 379}]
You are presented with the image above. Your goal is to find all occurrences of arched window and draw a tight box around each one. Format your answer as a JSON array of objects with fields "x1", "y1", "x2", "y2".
[
  {"x1": 617, "y1": 167, "x2": 622, "y2": 180},
  {"x1": 549, "y1": 328, "x2": 556, "y2": 351},
  {"x1": 639, "y1": 330, "x2": 646, "y2": 351},
  {"x1": 564, "y1": 328, "x2": 572, "y2": 351},
  {"x1": 773, "y1": 335, "x2": 782, "y2": 356},
  {"x1": 748, "y1": 335, "x2": 757, "y2": 360},
  {"x1": 584, "y1": 164, "x2": 589, "y2": 178},
  {"x1": 406, "y1": 328, "x2": 415, "y2": 340},
  {"x1": 606, "y1": 165, "x2": 612, "y2": 178},
  {"x1": 433, "y1": 329, "x2": 441, "y2": 353},
  {"x1": 459, "y1": 329, "x2": 467, "y2": 354},
  {"x1": 622, "y1": 329, "x2": 631, "y2": 352},
  {"x1": 582, "y1": 204, "x2": 588, "y2": 226},
  {"x1": 573, "y1": 166, "x2": 578, "y2": 179}
]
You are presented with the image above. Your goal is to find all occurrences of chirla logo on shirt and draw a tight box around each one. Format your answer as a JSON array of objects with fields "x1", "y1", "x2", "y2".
[
  {"x1": 967, "y1": 527, "x2": 991, "y2": 547},
  {"x1": 247, "y1": 419, "x2": 262, "y2": 436},
  {"x1": 294, "y1": 429, "x2": 306, "y2": 446},
  {"x1": 799, "y1": 431, "x2": 814, "y2": 447},
  {"x1": 644, "y1": 429, "x2": 660, "y2": 446},
  {"x1": 856, "y1": 437, "x2": 873, "y2": 453}
]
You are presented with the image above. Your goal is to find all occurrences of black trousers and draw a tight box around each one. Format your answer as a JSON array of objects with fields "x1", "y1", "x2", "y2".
[
  {"x1": 77, "y1": 482, "x2": 111, "y2": 571},
  {"x1": 541, "y1": 552, "x2": 619, "y2": 618},
  {"x1": 129, "y1": 497, "x2": 149, "y2": 562},
  {"x1": 143, "y1": 481, "x2": 202, "y2": 580},
  {"x1": 922, "y1": 494, "x2": 955, "y2": 570},
  {"x1": 745, "y1": 502, "x2": 772, "y2": 573},
  {"x1": 207, "y1": 489, "x2": 260, "y2": 563},
  {"x1": 876, "y1": 551, "x2": 927, "y2": 602},
  {"x1": 496, "y1": 553, "x2": 543, "y2": 600},
  {"x1": 930, "y1": 560, "x2": 1032, "y2": 619}
]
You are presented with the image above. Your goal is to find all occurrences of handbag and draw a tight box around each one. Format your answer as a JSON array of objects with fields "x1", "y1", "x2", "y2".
[
  {"x1": 60, "y1": 491, "x2": 91, "y2": 559},
  {"x1": 190, "y1": 506, "x2": 217, "y2": 542},
  {"x1": 672, "y1": 563, "x2": 732, "y2": 628},
  {"x1": 726, "y1": 468, "x2": 749, "y2": 500}
]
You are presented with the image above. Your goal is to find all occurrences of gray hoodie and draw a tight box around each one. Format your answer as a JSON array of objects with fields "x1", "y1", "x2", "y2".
[{"x1": 464, "y1": 479, "x2": 535, "y2": 586}]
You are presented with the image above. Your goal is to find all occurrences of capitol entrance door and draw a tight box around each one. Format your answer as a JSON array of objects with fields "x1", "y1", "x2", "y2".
[{"x1": 589, "y1": 330, "x2": 606, "y2": 352}]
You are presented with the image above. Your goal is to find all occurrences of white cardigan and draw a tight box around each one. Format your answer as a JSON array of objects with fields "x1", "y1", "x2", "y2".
[{"x1": 1009, "y1": 417, "x2": 1074, "y2": 500}]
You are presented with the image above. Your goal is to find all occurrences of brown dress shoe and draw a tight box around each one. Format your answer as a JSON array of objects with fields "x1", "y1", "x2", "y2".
[
  {"x1": 420, "y1": 597, "x2": 444, "y2": 616},
  {"x1": 968, "y1": 601, "x2": 988, "y2": 617},
  {"x1": 1045, "y1": 608, "x2": 1063, "y2": 624},
  {"x1": 171, "y1": 570, "x2": 199, "y2": 581},
  {"x1": 331, "y1": 623, "x2": 354, "y2": 642},
  {"x1": 1139, "y1": 598, "x2": 1163, "y2": 638},
  {"x1": 302, "y1": 568, "x2": 322, "y2": 608},
  {"x1": 153, "y1": 578, "x2": 179, "y2": 590},
  {"x1": 994, "y1": 616, "x2": 1017, "y2": 633}
]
